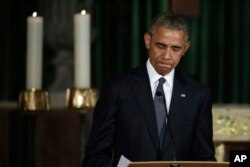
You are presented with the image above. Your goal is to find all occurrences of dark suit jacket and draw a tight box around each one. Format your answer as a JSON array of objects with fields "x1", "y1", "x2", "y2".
[{"x1": 83, "y1": 65, "x2": 215, "y2": 167}]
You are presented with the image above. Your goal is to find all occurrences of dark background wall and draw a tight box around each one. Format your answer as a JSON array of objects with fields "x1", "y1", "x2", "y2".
[{"x1": 1, "y1": 0, "x2": 250, "y2": 103}]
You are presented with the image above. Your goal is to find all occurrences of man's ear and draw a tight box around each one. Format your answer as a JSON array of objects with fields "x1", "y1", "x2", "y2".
[
  {"x1": 144, "y1": 33, "x2": 151, "y2": 49},
  {"x1": 183, "y1": 41, "x2": 191, "y2": 55}
]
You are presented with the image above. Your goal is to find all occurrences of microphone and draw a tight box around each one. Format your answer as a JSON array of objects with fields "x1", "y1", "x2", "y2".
[
  {"x1": 156, "y1": 86, "x2": 178, "y2": 162},
  {"x1": 156, "y1": 91, "x2": 163, "y2": 96},
  {"x1": 156, "y1": 88, "x2": 166, "y2": 96},
  {"x1": 166, "y1": 113, "x2": 177, "y2": 162}
]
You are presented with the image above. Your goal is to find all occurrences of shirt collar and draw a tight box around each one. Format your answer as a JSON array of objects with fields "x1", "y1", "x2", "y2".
[{"x1": 146, "y1": 59, "x2": 175, "y2": 87}]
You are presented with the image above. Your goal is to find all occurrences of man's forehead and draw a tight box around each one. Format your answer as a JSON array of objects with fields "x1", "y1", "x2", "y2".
[{"x1": 151, "y1": 26, "x2": 188, "y2": 41}]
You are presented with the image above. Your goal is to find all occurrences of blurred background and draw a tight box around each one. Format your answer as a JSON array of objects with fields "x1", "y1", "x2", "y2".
[
  {"x1": 1, "y1": 0, "x2": 249, "y2": 104},
  {"x1": 0, "y1": 0, "x2": 250, "y2": 166}
]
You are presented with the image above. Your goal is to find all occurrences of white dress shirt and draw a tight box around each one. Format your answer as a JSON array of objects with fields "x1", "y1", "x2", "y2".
[{"x1": 146, "y1": 59, "x2": 174, "y2": 112}]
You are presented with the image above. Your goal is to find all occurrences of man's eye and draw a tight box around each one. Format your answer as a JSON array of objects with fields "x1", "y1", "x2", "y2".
[
  {"x1": 156, "y1": 44, "x2": 165, "y2": 49},
  {"x1": 172, "y1": 47, "x2": 181, "y2": 52}
]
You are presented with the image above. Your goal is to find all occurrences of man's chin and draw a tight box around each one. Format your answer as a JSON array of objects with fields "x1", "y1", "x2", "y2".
[{"x1": 157, "y1": 68, "x2": 173, "y2": 75}]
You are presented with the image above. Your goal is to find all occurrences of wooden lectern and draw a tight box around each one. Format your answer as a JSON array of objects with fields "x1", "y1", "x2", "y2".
[{"x1": 128, "y1": 161, "x2": 229, "y2": 167}]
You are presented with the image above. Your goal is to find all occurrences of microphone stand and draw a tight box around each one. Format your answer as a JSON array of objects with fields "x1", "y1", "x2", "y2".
[
  {"x1": 157, "y1": 89, "x2": 180, "y2": 167},
  {"x1": 166, "y1": 112, "x2": 177, "y2": 161},
  {"x1": 166, "y1": 113, "x2": 181, "y2": 167},
  {"x1": 162, "y1": 94, "x2": 180, "y2": 167}
]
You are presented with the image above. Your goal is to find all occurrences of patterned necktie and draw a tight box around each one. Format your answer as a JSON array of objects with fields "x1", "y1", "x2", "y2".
[{"x1": 154, "y1": 77, "x2": 167, "y2": 149}]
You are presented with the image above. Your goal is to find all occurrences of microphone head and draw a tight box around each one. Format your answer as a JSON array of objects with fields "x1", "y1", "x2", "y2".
[{"x1": 156, "y1": 91, "x2": 163, "y2": 96}]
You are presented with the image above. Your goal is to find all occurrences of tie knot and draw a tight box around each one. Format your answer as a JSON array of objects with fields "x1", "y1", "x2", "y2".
[
  {"x1": 158, "y1": 77, "x2": 166, "y2": 85},
  {"x1": 155, "y1": 77, "x2": 166, "y2": 96}
]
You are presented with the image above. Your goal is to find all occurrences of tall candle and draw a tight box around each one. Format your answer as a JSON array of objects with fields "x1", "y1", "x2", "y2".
[
  {"x1": 74, "y1": 10, "x2": 91, "y2": 88},
  {"x1": 26, "y1": 12, "x2": 43, "y2": 90}
]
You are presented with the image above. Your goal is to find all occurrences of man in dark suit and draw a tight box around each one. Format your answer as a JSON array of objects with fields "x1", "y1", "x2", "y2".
[{"x1": 82, "y1": 12, "x2": 216, "y2": 167}]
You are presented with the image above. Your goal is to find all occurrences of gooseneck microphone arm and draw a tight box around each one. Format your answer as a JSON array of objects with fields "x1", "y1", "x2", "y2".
[
  {"x1": 159, "y1": 89, "x2": 177, "y2": 162},
  {"x1": 166, "y1": 112, "x2": 177, "y2": 161},
  {"x1": 165, "y1": 109, "x2": 180, "y2": 167}
]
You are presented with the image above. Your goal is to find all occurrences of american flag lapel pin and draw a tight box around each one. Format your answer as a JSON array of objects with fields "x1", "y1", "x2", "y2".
[{"x1": 180, "y1": 93, "x2": 186, "y2": 98}]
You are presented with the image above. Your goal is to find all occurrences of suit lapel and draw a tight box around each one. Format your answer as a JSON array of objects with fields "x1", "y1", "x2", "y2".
[{"x1": 133, "y1": 66, "x2": 160, "y2": 151}]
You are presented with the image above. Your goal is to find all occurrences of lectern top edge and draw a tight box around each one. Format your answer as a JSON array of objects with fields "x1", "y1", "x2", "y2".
[{"x1": 128, "y1": 161, "x2": 229, "y2": 167}]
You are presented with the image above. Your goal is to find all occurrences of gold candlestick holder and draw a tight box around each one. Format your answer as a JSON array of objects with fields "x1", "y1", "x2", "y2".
[
  {"x1": 18, "y1": 89, "x2": 50, "y2": 111},
  {"x1": 66, "y1": 88, "x2": 98, "y2": 111}
]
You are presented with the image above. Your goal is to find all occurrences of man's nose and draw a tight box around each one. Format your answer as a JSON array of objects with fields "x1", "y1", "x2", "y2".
[{"x1": 163, "y1": 48, "x2": 171, "y2": 59}]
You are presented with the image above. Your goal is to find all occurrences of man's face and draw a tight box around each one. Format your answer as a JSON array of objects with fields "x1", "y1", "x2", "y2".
[{"x1": 144, "y1": 26, "x2": 190, "y2": 75}]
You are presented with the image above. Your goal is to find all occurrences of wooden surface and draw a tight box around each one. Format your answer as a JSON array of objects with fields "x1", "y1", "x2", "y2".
[
  {"x1": 36, "y1": 110, "x2": 81, "y2": 167},
  {"x1": 0, "y1": 108, "x2": 87, "y2": 167},
  {"x1": 129, "y1": 161, "x2": 229, "y2": 167}
]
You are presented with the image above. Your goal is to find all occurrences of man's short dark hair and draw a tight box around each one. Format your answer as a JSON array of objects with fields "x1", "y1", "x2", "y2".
[{"x1": 149, "y1": 12, "x2": 190, "y2": 41}]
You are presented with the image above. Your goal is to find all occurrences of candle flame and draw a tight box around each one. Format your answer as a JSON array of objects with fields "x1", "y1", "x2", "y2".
[
  {"x1": 81, "y1": 10, "x2": 86, "y2": 15},
  {"x1": 32, "y1": 12, "x2": 38, "y2": 17}
]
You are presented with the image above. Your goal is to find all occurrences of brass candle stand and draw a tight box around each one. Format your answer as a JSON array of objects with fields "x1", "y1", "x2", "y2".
[
  {"x1": 66, "y1": 88, "x2": 98, "y2": 112},
  {"x1": 18, "y1": 89, "x2": 50, "y2": 111}
]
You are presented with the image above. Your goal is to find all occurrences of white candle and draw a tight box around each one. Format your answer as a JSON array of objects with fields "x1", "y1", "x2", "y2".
[
  {"x1": 26, "y1": 12, "x2": 43, "y2": 90},
  {"x1": 74, "y1": 10, "x2": 91, "y2": 88}
]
